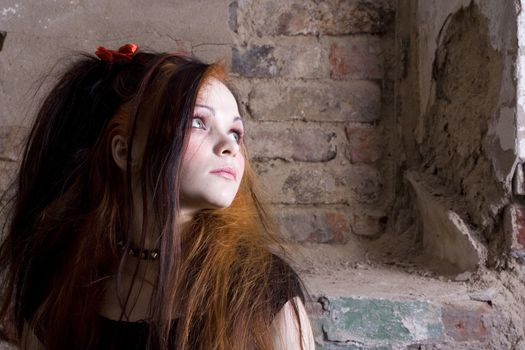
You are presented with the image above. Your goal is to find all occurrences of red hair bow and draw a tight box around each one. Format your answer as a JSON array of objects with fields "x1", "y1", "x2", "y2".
[{"x1": 95, "y1": 43, "x2": 138, "y2": 63}]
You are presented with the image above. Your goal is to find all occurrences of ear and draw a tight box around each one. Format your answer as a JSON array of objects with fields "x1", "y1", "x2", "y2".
[{"x1": 111, "y1": 134, "x2": 129, "y2": 171}]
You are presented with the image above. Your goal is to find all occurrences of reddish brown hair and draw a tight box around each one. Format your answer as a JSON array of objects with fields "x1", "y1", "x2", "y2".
[{"x1": 0, "y1": 49, "x2": 307, "y2": 349}]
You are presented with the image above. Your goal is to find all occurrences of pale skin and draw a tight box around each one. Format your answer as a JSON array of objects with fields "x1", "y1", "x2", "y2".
[{"x1": 22, "y1": 78, "x2": 315, "y2": 349}]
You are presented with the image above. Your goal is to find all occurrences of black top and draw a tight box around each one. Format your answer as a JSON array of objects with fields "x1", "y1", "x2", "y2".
[
  {"x1": 94, "y1": 253, "x2": 303, "y2": 349},
  {"x1": 97, "y1": 316, "x2": 159, "y2": 350}
]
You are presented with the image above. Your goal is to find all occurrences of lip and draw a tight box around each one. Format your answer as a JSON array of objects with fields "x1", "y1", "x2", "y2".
[{"x1": 209, "y1": 166, "x2": 237, "y2": 181}]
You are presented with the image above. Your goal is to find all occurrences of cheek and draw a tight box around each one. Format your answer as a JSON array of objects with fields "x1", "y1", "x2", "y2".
[
  {"x1": 236, "y1": 155, "x2": 246, "y2": 180},
  {"x1": 181, "y1": 136, "x2": 205, "y2": 170}
]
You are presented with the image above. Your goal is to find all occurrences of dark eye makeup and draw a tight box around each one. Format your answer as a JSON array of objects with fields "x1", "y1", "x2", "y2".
[{"x1": 192, "y1": 114, "x2": 244, "y2": 144}]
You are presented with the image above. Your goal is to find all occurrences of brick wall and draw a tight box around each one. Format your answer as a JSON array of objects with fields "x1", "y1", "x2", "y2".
[{"x1": 228, "y1": 0, "x2": 395, "y2": 243}]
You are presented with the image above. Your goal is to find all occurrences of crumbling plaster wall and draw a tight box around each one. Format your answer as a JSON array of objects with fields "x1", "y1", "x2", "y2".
[
  {"x1": 397, "y1": 0, "x2": 518, "y2": 268},
  {"x1": 397, "y1": 0, "x2": 525, "y2": 347}
]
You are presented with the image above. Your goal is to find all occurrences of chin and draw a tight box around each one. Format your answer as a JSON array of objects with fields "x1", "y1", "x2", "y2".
[
  {"x1": 181, "y1": 190, "x2": 238, "y2": 211},
  {"x1": 209, "y1": 188, "x2": 239, "y2": 206},
  {"x1": 207, "y1": 199, "x2": 234, "y2": 210}
]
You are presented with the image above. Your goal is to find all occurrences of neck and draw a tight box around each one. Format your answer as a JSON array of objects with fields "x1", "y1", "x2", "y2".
[
  {"x1": 127, "y1": 209, "x2": 197, "y2": 260},
  {"x1": 178, "y1": 207, "x2": 197, "y2": 231}
]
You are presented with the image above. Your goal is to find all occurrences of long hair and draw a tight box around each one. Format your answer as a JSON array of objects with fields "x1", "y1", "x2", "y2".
[{"x1": 0, "y1": 48, "x2": 307, "y2": 349}]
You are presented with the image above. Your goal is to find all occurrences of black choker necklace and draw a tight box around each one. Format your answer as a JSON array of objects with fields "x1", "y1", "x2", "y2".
[{"x1": 117, "y1": 241, "x2": 160, "y2": 260}]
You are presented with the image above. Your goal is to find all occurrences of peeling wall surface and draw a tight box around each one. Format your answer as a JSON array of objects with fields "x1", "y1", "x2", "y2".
[
  {"x1": 397, "y1": 0, "x2": 525, "y2": 349},
  {"x1": 420, "y1": 2, "x2": 507, "y2": 246}
]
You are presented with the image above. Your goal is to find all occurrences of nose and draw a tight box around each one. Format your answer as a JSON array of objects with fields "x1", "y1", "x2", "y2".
[{"x1": 214, "y1": 134, "x2": 240, "y2": 157}]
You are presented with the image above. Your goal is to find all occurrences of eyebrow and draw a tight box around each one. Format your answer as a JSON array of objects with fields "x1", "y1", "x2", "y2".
[{"x1": 195, "y1": 104, "x2": 244, "y2": 126}]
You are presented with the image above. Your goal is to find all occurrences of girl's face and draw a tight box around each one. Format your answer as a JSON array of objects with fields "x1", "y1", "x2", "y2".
[{"x1": 179, "y1": 78, "x2": 245, "y2": 212}]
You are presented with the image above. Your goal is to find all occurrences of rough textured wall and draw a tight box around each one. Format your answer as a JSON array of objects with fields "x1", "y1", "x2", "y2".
[
  {"x1": 397, "y1": 0, "x2": 525, "y2": 348},
  {"x1": 422, "y1": 4, "x2": 505, "y2": 239}
]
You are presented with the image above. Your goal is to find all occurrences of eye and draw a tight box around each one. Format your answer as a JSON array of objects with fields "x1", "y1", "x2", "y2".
[
  {"x1": 231, "y1": 128, "x2": 244, "y2": 144},
  {"x1": 191, "y1": 117, "x2": 206, "y2": 129}
]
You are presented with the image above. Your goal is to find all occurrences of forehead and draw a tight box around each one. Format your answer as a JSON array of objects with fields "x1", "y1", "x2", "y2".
[{"x1": 196, "y1": 78, "x2": 238, "y2": 112}]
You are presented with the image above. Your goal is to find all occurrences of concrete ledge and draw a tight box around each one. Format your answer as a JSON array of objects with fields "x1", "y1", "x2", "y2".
[
  {"x1": 315, "y1": 297, "x2": 442, "y2": 345},
  {"x1": 302, "y1": 267, "x2": 494, "y2": 349},
  {"x1": 311, "y1": 296, "x2": 492, "y2": 349}
]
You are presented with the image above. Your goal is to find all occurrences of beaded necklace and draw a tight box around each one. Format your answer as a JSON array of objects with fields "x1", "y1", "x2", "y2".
[{"x1": 117, "y1": 241, "x2": 160, "y2": 260}]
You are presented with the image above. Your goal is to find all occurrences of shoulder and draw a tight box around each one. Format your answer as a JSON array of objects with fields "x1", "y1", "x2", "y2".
[{"x1": 270, "y1": 296, "x2": 316, "y2": 350}]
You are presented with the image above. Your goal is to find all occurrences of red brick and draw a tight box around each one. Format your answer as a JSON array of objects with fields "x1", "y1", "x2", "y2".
[
  {"x1": 245, "y1": 121, "x2": 337, "y2": 162},
  {"x1": 345, "y1": 124, "x2": 382, "y2": 163},
  {"x1": 442, "y1": 302, "x2": 492, "y2": 342},
  {"x1": 248, "y1": 79, "x2": 381, "y2": 122},
  {"x1": 274, "y1": 206, "x2": 349, "y2": 243},
  {"x1": 350, "y1": 212, "x2": 387, "y2": 237},
  {"x1": 320, "y1": 212, "x2": 350, "y2": 243},
  {"x1": 328, "y1": 36, "x2": 384, "y2": 80}
]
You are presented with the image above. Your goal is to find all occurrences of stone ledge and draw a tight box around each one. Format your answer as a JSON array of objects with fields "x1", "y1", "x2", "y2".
[
  {"x1": 298, "y1": 266, "x2": 494, "y2": 350},
  {"x1": 310, "y1": 296, "x2": 492, "y2": 350}
]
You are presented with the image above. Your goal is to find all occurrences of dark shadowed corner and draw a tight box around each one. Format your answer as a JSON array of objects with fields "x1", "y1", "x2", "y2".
[{"x1": 0, "y1": 32, "x2": 6, "y2": 52}]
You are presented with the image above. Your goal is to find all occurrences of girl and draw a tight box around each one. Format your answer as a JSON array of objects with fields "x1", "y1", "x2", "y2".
[{"x1": 0, "y1": 44, "x2": 315, "y2": 349}]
